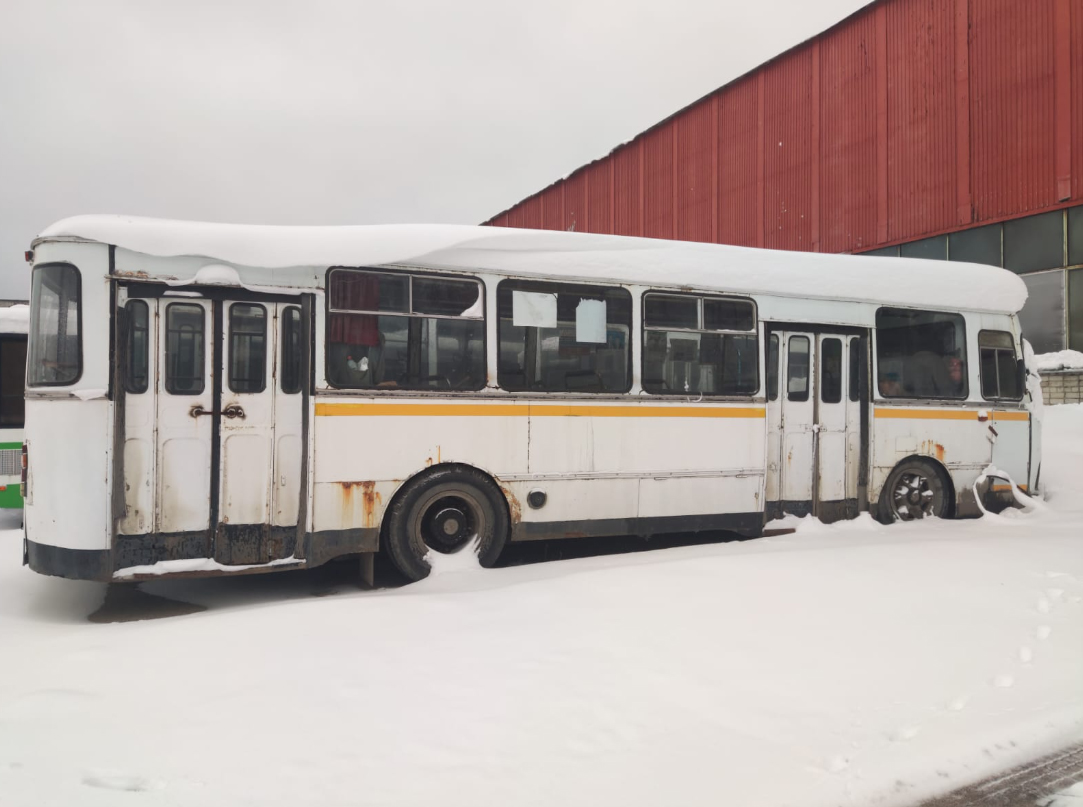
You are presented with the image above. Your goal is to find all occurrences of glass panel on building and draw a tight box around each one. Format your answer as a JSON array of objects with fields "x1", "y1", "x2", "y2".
[
  {"x1": 1018, "y1": 270, "x2": 1066, "y2": 354},
  {"x1": 900, "y1": 235, "x2": 947, "y2": 261},
  {"x1": 948, "y1": 223, "x2": 1002, "y2": 267},
  {"x1": 1003, "y1": 210, "x2": 1064, "y2": 274},
  {"x1": 861, "y1": 246, "x2": 899, "y2": 258},
  {"x1": 1068, "y1": 205, "x2": 1083, "y2": 268},
  {"x1": 1070, "y1": 268, "x2": 1083, "y2": 352}
]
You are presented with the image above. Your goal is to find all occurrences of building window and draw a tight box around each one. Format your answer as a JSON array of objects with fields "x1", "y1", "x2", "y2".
[
  {"x1": 497, "y1": 280, "x2": 630, "y2": 393},
  {"x1": 327, "y1": 269, "x2": 485, "y2": 391},
  {"x1": 124, "y1": 300, "x2": 149, "y2": 394},
  {"x1": 1070, "y1": 268, "x2": 1083, "y2": 352},
  {"x1": 948, "y1": 223, "x2": 1002, "y2": 267},
  {"x1": 900, "y1": 235, "x2": 947, "y2": 261},
  {"x1": 875, "y1": 308, "x2": 967, "y2": 399},
  {"x1": 978, "y1": 331, "x2": 1022, "y2": 401},
  {"x1": 1004, "y1": 210, "x2": 1064, "y2": 274},
  {"x1": 1069, "y1": 205, "x2": 1083, "y2": 268},
  {"x1": 1018, "y1": 270, "x2": 1066, "y2": 354},
  {"x1": 862, "y1": 246, "x2": 899, "y2": 258},
  {"x1": 642, "y1": 293, "x2": 757, "y2": 396}
]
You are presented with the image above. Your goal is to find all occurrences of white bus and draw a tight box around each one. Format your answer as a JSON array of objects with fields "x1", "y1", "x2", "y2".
[
  {"x1": 23, "y1": 217, "x2": 1040, "y2": 582},
  {"x1": 0, "y1": 304, "x2": 28, "y2": 510}
]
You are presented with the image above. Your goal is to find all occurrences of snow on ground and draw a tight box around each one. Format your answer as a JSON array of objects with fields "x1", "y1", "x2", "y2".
[{"x1": 1, "y1": 409, "x2": 1082, "y2": 807}]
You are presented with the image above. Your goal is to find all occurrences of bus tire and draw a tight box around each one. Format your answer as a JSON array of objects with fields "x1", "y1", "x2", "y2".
[
  {"x1": 877, "y1": 458, "x2": 951, "y2": 524},
  {"x1": 384, "y1": 466, "x2": 509, "y2": 582}
]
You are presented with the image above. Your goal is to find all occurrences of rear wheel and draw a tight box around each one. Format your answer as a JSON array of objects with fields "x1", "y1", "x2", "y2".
[
  {"x1": 384, "y1": 466, "x2": 509, "y2": 582},
  {"x1": 878, "y1": 459, "x2": 950, "y2": 523}
]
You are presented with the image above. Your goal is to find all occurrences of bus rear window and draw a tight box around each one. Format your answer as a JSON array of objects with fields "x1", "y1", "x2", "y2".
[{"x1": 28, "y1": 264, "x2": 81, "y2": 387}]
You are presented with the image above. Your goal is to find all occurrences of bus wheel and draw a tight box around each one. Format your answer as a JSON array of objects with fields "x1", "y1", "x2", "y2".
[
  {"x1": 384, "y1": 466, "x2": 509, "y2": 582},
  {"x1": 878, "y1": 459, "x2": 950, "y2": 523}
]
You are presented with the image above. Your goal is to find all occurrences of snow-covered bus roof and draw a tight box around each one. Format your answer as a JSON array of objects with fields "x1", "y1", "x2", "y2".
[
  {"x1": 0, "y1": 304, "x2": 29, "y2": 335},
  {"x1": 36, "y1": 215, "x2": 1028, "y2": 314}
]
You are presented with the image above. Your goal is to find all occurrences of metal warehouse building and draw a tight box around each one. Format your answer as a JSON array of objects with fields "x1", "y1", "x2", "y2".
[{"x1": 483, "y1": 0, "x2": 1083, "y2": 354}]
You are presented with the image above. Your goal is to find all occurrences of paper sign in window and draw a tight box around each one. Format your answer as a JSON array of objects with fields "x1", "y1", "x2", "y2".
[
  {"x1": 512, "y1": 291, "x2": 557, "y2": 328},
  {"x1": 575, "y1": 299, "x2": 607, "y2": 343}
]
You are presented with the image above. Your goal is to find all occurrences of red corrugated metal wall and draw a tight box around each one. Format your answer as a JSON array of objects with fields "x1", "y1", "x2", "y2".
[{"x1": 485, "y1": 0, "x2": 1082, "y2": 252}]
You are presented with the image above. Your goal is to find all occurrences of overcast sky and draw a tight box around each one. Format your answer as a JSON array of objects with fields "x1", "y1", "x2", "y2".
[{"x1": 0, "y1": 0, "x2": 868, "y2": 299}]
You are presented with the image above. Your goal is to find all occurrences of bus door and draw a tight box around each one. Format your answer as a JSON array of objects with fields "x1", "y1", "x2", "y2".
[
  {"x1": 766, "y1": 329, "x2": 865, "y2": 520},
  {"x1": 216, "y1": 300, "x2": 305, "y2": 564},
  {"x1": 116, "y1": 291, "x2": 307, "y2": 568}
]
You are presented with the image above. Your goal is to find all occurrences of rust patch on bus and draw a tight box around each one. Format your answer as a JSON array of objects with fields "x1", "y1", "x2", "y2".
[
  {"x1": 338, "y1": 481, "x2": 382, "y2": 528},
  {"x1": 921, "y1": 440, "x2": 946, "y2": 462},
  {"x1": 500, "y1": 485, "x2": 521, "y2": 524}
]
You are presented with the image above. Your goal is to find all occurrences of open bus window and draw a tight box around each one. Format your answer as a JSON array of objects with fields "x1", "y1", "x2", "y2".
[
  {"x1": 642, "y1": 292, "x2": 758, "y2": 396},
  {"x1": 124, "y1": 300, "x2": 149, "y2": 394},
  {"x1": 327, "y1": 269, "x2": 485, "y2": 391},
  {"x1": 165, "y1": 304, "x2": 205, "y2": 395},
  {"x1": 498, "y1": 280, "x2": 631, "y2": 393},
  {"x1": 28, "y1": 263, "x2": 81, "y2": 387},
  {"x1": 875, "y1": 308, "x2": 967, "y2": 399},
  {"x1": 0, "y1": 336, "x2": 26, "y2": 427},
  {"x1": 979, "y1": 330, "x2": 1022, "y2": 400}
]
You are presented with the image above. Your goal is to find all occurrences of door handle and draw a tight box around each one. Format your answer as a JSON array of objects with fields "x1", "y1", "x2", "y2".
[
  {"x1": 223, "y1": 405, "x2": 245, "y2": 419},
  {"x1": 189, "y1": 405, "x2": 246, "y2": 419}
]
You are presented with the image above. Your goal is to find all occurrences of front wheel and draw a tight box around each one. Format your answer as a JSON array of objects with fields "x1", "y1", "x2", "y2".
[
  {"x1": 384, "y1": 467, "x2": 509, "y2": 582},
  {"x1": 878, "y1": 459, "x2": 951, "y2": 523}
]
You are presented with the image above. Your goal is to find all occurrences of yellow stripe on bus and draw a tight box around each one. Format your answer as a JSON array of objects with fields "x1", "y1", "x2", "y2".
[
  {"x1": 991, "y1": 484, "x2": 1028, "y2": 492},
  {"x1": 314, "y1": 402, "x2": 766, "y2": 419},
  {"x1": 874, "y1": 408, "x2": 1029, "y2": 422}
]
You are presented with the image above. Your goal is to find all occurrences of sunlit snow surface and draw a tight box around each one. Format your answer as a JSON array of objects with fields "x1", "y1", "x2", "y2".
[{"x1": 1, "y1": 407, "x2": 1082, "y2": 807}]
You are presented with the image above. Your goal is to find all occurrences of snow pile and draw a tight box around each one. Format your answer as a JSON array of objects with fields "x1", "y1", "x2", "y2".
[
  {"x1": 0, "y1": 303, "x2": 29, "y2": 334},
  {"x1": 1035, "y1": 350, "x2": 1083, "y2": 372},
  {"x1": 0, "y1": 407, "x2": 1081, "y2": 806}
]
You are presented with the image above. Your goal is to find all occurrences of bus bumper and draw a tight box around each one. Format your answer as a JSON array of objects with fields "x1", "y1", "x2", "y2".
[{"x1": 25, "y1": 538, "x2": 112, "y2": 581}]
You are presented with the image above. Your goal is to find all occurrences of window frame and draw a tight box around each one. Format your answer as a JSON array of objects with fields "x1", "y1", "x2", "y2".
[
  {"x1": 497, "y1": 278, "x2": 633, "y2": 394},
  {"x1": 124, "y1": 299, "x2": 150, "y2": 395},
  {"x1": 324, "y1": 267, "x2": 487, "y2": 392},
  {"x1": 978, "y1": 329, "x2": 1023, "y2": 402},
  {"x1": 874, "y1": 306, "x2": 969, "y2": 401},
  {"x1": 164, "y1": 302, "x2": 206, "y2": 396},
  {"x1": 281, "y1": 305, "x2": 303, "y2": 395},
  {"x1": 27, "y1": 262, "x2": 83, "y2": 388},
  {"x1": 641, "y1": 290, "x2": 759, "y2": 398},
  {"x1": 227, "y1": 302, "x2": 268, "y2": 394}
]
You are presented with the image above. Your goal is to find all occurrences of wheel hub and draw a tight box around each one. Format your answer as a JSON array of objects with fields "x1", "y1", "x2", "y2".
[{"x1": 424, "y1": 503, "x2": 472, "y2": 551}]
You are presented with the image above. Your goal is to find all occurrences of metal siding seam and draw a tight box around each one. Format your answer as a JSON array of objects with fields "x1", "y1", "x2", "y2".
[
  {"x1": 757, "y1": 72, "x2": 765, "y2": 248},
  {"x1": 956, "y1": 0, "x2": 973, "y2": 224},
  {"x1": 876, "y1": 2, "x2": 888, "y2": 243},
  {"x1": 711, "y1": 94, "x2": 719, "y2": 243},
  {"x1": 639, "y1": 139, "x2": 645, "y2": 236},
  {"x1": 1055, "y1": 0, "x2": 1073, "y2": 201},
  {"x1": 812, "y1": 40, "x2": 821, "y2": 252}
]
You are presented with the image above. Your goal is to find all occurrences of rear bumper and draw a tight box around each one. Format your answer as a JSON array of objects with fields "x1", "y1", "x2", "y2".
[{"x1": 25, "y1": 539, "x2": 112, "y2": 581}]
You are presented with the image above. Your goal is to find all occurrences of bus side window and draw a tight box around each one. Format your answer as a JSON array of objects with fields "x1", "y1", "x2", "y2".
[
  {"x1": 327, "y1": 270, "x2": 485, "y2": 391},
  {"x1": 787, "y1": 336, "x2": 810, "y2": 402},
  {"x1": 124, "y1": 299, "x2": 149, "y2": 394},
  {"x1": 165, "y1": 303, "x2": 205, "y2": 395},
  {"x1": 875, "y1": 307, "x2": 967, "y2": 399},
  {"x1": 641, "y1": 292, "x2": 758, "y2": 396},
  {"x1": 281, "y1": 306, "x2": 302, "y2": 394},
  {"x1": 497, "y1": 280, "x2": 631, "y2": 393},
  {"x1": 978, "y1": 330, "x2": 1022, "y2": 400}
]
